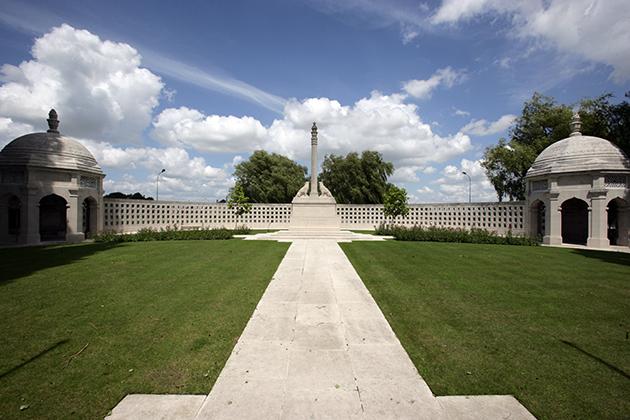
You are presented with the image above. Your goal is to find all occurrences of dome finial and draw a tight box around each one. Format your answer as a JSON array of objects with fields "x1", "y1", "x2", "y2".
[
  {"x1": 569, "y1": 111, "x2": 582, "y2": 137},
  {"x1": 47, "y1": 109, "x2": 59, "y2": 134}
]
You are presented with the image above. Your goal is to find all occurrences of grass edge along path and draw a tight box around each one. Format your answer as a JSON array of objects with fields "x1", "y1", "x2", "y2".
[
  {"x1": 340, "y1": 241, "x2": 630, "y2": 420},
  {"x1": 0, "y1": 240, "x2": 289, "y2": 420}
]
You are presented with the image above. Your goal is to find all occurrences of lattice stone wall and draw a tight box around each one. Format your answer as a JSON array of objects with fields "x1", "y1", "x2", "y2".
[
  {"x1": 103, "y1": 198, "x2": 526, "y2": 235},
  {"x1": 337, "y1": 202, "x2": 526, "y2": 234},
  {"x1": 103, "y1": 199, "x2": 292, "y2": 232}
]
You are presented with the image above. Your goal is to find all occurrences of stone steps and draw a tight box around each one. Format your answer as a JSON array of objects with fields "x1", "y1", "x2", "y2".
[{"x1": 237, "y1": 230, "x2": 391, "y2": 242}]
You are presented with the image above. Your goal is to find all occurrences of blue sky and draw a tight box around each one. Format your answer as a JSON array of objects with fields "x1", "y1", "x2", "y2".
[{"x1": 1, "y1": 0, "x2": 629, "y2": 202}]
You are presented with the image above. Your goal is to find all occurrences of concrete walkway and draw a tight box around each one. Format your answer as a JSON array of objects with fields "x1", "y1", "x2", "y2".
[{"x1": 108, "y1": 239, "x2": 536, "y2": 419}]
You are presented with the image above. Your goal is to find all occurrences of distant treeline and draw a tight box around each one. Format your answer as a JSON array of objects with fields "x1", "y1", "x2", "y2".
[{"x1": 104, "y1": 192, "x2": 154, "y2": 200}]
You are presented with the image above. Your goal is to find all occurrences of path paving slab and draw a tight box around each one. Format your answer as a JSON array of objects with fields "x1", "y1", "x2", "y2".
[{"x1": 105, "y1": 394, "x2": 206, "y2": 420}]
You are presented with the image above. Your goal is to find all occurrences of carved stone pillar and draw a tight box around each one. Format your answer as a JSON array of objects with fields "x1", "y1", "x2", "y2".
[
  {"x1": 587, "y1": 190, "x2": 609, "y2": 248},
  {"x1": 543, "y1": 192, "x2": 562, "y2": 245}
]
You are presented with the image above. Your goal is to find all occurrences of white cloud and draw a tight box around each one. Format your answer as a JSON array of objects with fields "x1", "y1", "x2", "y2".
[
  {"x1": 432, "y1": 159, "x2": 497, "y2": 202},
  {"x1": 81, "y1": 139, "x2": 231, "y2": 201},
  {"x1": 453, "y1": 108, "x2": 470, "y2": 117},
  {"x1": 402, "y1": 67, "x2": 466, "y2": 99},
  {"x1": 141, "y1": 49, "x2": 286, "y2": 113},
  {"x1": 152, "y1": 107, "x2": 267, "y2": 153},
  {"x1": 461, "y1": 114, "x2": 516, "y2": 136},
  {"x1": 0, "y1": 118, "x2": 34, "y2": 148},
  {"x1": 150, "y1": 92, "x2": 472, "y2": 169},
  {"x1": 391, "y1": 166, "x2": 421, "y2": 183},
  {"x1": 430, "y1": 0, "x2": 630, "y2": 82},
  {"x1": 0, "y1": 24, "x2": 163, "y2": 143},
  {"x1": 264, "y1": 92, "x2": 472, "y2": 167}
]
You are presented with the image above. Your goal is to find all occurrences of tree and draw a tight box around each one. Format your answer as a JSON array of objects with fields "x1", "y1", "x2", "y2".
[
  {"x1": 383, "y1": 185, "x2": 409, "y2": 222},
  {"x1": 227, "y1": 183, "x2": 252, "y2": 227},
  {"x1": 482, "y1": 92, "x2": 630, "y2": 201},
  {"x1": 233, "y1": 151, "x2": 307, "y2": 203},
  {"x1": 319, "y1": 151, "x2": 394, "y2": 204}
]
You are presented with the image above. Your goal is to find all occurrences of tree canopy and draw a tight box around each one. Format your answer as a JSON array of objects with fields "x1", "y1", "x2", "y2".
[
  {"x1": 383, "y1": 185, "x2": 409, "y2": 221},
  {"x1": 227, "y1": 182, "x2": 252, "y2": 226},
  {"x1": 482, "y1": 92, "x2": 630, "y2": 201},
  {"x1": 319, "y1": 151, "x2": 394, "y2": 204},
  {"x1": 233, "y1": 150, "x2": 307, "y2": 203}
]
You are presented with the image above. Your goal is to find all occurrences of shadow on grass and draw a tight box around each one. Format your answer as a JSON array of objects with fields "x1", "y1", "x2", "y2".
[
  {"x1": 0, "y1": 339, "x2": 70, "y2": 380},
  {"x1": 0, "y1": 242, "x2": 119, "y2": 285},
  {"x1": 560, "y1": 339, "x2": 630, "y2": 380},
  {"x1": 569, "y1": 248, "x2": 630, "y2": 267}
]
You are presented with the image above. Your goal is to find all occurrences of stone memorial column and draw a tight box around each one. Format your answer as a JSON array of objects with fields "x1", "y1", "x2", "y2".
[{"x1": 309, "y1": 122, "x2": 318, "y2": 197}]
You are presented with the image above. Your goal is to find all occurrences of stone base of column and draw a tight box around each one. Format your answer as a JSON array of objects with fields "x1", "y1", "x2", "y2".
[
  {"x1": 290, "y1": 199, "x2": 339, "y2": 230},
  {"x1": 543, "y1": 235, "x2": 562, "y2": 245},
  {"x1": 66, "y1": 233, "x2": 85, "y2": 243},
  {"x1": 587, "y1": 237, "x2": 610, "y2": 248}
]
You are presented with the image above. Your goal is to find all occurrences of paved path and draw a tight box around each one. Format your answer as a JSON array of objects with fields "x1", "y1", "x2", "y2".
[{"x1": 108, "y1": 239, "x2": 535, "y2": 419}]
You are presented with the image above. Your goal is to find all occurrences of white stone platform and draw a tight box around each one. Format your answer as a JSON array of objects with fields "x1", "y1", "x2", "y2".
[
  {"x1": 107, "y1": 240, "x2": 536, "y2": 419},
  {"x1": 237, "y1": 229, "x2": 391, "y2": 242}
]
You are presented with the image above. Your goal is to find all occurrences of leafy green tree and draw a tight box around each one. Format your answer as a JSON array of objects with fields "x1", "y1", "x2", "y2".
[
  {"x1": 383, "y1": 185, "x2": 409, "y2": 222},
  {"x1": 482, "y1": 92, "x2": 630, "y2": 201},
  {"x1": 234, "y1": 151, "x2": 307, "y2": 203},
  {"x1": 319, "y1": 151, "x2": 394, "y2": 204},
  {"x1": 227, "y1": 182, "x2": 252, "y2": 227}
]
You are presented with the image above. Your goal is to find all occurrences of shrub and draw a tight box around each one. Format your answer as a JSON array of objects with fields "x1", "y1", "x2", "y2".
[
  {"x1": 374, "y1": 223, "x2": 538, "y2": 246},
  {"x1": 231, "y1": 225, "x2": 252, "y2": 235},
  {"x1": 94, "y1": 227, "x2": 233, "y2": 243}
]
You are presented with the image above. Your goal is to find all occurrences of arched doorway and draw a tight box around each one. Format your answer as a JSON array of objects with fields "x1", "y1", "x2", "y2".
[
  {"x1": 608, "y1": 198, "x2": 629, "y2": 246},
  {"x1": 82, "y1": 197, "x2": 97, "y2": 239},
  {"x1": 8, "y1": 195, "x2": 21, "y2": 236},
  {"x1": 561, "y1": 198, "x2": 588, "y2": 245},
  {"x1": 530, "y1": 200, "x2": 545, "y2": 240},
  {"x1": 40, "y1": 194, "x2": 67, "y2": 241}
]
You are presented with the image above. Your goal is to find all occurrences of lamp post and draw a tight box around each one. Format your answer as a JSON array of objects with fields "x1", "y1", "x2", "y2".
[
  {"x1": 462, "y1": 171, "x2": 471, "y2": 203},
  {"x1": 156, "y1": 169, "x2": 166, "y2": 201}
]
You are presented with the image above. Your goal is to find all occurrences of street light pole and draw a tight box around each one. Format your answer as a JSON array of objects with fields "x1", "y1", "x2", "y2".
[
  {"x1": 156, "y1": 168, "x2": 166, "y2": 201},
  {"x1": 462, "y1": 171, "x2": 471, "y2": 203}
]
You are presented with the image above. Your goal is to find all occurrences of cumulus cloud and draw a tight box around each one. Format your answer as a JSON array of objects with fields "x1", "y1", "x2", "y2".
[
  {"x1": 81, "y1": 140, "x2": 231, "y2": 200},
  {"x1": 402, "y1": 67, "x2": 466, "y2": 99},
  {"x1": 0, "y1": 24, "x2": 163, "y2": 142},
  {"x1": 431, "y1": 159, "x2": 497, "y2": 202},
  {"x1": 460, "y1": 114, "x2": 516, "y2": 136},
  {"x1": 150, "y1": 92, "x2": 473, "y2": 169},
  {"x1": 0, "y1": 118, "x2": 34, "y2": 148},
  {"x1": 152, "y1": 107, "x2": 267, "y2": 153},
  {"x1": 430, "y1": 0, "x2": 630, "y2": 82},
  {"x1": 265, "y1": 92, "x2": 472, "y2": 167}
]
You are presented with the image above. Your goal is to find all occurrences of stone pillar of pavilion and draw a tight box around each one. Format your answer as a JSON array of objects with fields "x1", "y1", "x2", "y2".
[{"x1": 290, "y1": 122, "x2": 340, "y2": 230}]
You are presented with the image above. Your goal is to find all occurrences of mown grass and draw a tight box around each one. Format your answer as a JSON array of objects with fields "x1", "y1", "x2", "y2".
[
  {"x1": 341, "y1": 241, "x2": 630, "y2": 420},
  {"x1": 0, "y1": 240, "x2": 289, "y2": 419}
]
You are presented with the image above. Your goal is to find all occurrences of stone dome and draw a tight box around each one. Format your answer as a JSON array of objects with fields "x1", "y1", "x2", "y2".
[
  {"x1": 0, "y1": 111, "x2": 103, "y2": 176},
  {"x1": 526, "y1": 114, "x2": 630, "y2": 178}
]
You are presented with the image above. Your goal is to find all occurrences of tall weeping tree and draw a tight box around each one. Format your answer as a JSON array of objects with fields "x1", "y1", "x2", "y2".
[
  {"x1": 233, "y1": 151, "x2": 307, "y2": 203},
  {"x1": 319, "y1": 151, "x2": 394, "y2": 204}
]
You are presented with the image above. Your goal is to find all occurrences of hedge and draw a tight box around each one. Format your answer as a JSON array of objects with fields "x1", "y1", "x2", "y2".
[{"x1": 375, "y1": 224, "x2": 538, "y2": 246}]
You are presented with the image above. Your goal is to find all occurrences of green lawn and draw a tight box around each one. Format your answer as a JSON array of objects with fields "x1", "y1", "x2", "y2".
[
  {"x1": 341, "y1": 242, "x2": 630, "y2": 420},
  {"x1": 0, "y1": 240, "x2": 289, "y2": 419}
]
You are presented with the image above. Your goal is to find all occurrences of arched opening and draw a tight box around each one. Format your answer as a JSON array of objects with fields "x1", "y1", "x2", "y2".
[
  {"x1": 608, "y1": 198, "x2": 629, "y2": 246},
  {"x1": 39, "y1": 194, "x2": 67, "y2": 241},
  {"x1": 529, "y1": 200, "x2": 545, "y2": 240},
  {"x1": 561, "y1": 198, "x2": 588, "y2": 245},
  {"x1": 8, "y1": 195, "x2": 21, "y2": 236},
  {"x1": 82, "y1": 197, "x2": 98, "y2": 239}
]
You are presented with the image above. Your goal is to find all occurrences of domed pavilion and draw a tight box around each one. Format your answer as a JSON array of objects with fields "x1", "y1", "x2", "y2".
[
  {"x1": 525, "y1": 113, "x2": 630, "y2": 248},
  {"x1": 0, "y1": 110, "x2": 105, "y2": 245}
]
